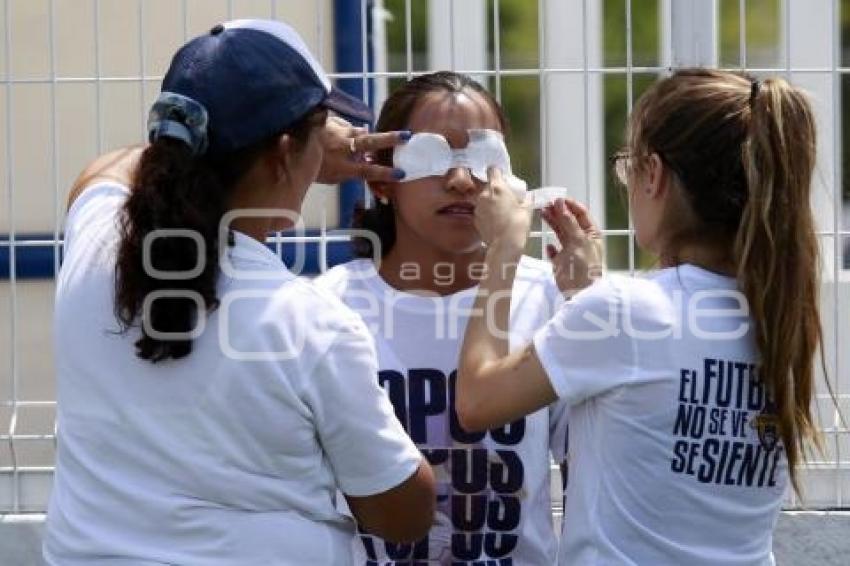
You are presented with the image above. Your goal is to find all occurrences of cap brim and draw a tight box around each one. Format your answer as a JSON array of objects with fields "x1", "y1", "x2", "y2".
[{"x1": 323, "y1": 87, "x2": 373, "y2": 123}]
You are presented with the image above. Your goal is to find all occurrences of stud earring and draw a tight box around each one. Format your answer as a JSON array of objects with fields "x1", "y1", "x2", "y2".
[{"x1": 378, "y1": 196, "x2": 389, "y2": 205}]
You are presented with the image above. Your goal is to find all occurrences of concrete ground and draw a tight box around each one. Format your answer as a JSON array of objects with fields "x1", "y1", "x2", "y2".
[
  {"x1": 1, "y1": 512, "x2": 847, "y2": 565},
  {"x1": 772, "y1": 512, "x2": 850, "y2": 565}
]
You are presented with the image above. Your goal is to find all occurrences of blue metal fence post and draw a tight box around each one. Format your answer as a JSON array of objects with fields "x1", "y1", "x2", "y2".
[{"x1": 334, "y1": 0, "x2": 373, "y2": 229}]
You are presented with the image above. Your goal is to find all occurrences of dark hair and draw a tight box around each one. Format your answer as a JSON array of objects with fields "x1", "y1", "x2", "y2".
[
  {"x1": 352, "y1": 71, "x2": 508, "y2": 258},
  {"x1": 628, "y1": 68, "x2": 823, "y2": 494},
  {"x1": 115, "y1": 108, "x2": 325, "y2": 362}
]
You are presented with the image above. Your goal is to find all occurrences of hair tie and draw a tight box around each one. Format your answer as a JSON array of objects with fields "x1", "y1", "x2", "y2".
[
  {"x1": 147, "y1": 92, "x2": 209, "y2": 156},
  {"x1": 749, "y1": 80, "x2": 761, "y2": 107}
]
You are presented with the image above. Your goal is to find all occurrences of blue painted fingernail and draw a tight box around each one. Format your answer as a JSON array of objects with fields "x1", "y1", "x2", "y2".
[
  {"x1": 393, "y1": 168, "x2": 406, "y2": 180},
  {"x1": 399, "y1": 130, "x2": 412, "y2": 141}
]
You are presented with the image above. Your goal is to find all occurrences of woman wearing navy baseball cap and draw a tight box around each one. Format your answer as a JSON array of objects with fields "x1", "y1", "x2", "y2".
[{"x1": 44, "y1": 19, "x2": 434, "y2": 565}]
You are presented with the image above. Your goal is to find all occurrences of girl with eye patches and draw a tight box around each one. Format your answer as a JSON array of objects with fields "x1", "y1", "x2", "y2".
[{"x1": 316, "y1": 71, "x2": 569, "y2": 565}]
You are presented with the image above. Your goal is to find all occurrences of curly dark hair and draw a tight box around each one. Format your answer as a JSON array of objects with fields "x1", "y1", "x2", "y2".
[{"x1": 115, "y1": 108, "x2": 324, "y2": 362}]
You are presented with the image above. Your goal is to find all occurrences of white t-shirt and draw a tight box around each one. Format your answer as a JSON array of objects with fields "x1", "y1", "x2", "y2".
[
  {"x1": 44, "y1": 183, "x2": 422, "y2": 566},
  {"x1": 317, "y1": 257, "x2": 569, "y2": 566},
  {"x1": 533, "y1": 266, "x2": 786, "y2": 566}
]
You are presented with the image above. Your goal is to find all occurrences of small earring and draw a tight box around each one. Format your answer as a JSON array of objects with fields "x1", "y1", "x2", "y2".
[{"x1": 378, "y1": 196, "x2": 389, "y2": 205}]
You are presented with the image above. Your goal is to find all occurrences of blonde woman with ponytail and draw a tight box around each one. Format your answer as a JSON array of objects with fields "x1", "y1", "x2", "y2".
[{"x1": 456, "y1": 68, "x2": 824, "y2": 564}]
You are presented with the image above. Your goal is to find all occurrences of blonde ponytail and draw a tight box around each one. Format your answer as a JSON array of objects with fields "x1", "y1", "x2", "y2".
[{"x1": 737, "y1": 78, "x2": 822, "y2": 495}]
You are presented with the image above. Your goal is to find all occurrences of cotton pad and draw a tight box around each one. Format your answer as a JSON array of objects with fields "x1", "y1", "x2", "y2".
[
  {"x1": 393, "y1": 128, "x2": 526, "y2": 189},
  {"x1": 392, "y1": 128, "x2": 567, "y2": 208}
]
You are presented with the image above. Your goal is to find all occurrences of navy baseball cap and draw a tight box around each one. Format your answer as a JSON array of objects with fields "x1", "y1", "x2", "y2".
[{"x1": 157, "y1": 19, "x2": 372, "y2": 155}]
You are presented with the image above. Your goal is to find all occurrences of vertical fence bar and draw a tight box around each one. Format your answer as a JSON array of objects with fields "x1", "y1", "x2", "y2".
[
  {"x1": 581, "y1": 0, "x2": 590, "y2": 251},
  {"x1": 665, "y1": 0, "x2": 718, "y2": 68},
  {"x1": 320, "y1": 192, "x2": 328, "y2": 273},
  {"x1": 493, "y1": 0, "x2": 501, "y2": 102},
  {"x1": 783, "y1": 0, "x2": 799, "y2": 510},
  {"x1": 449, "y1": 0, "x2": 456, "y2": 70},
  {"x1": 94, "y1": 0, "x2": 102, "y2": 154},
  {"x1": 47, "y1": 0, "x2": 61, "y2": 497},
  {"x1": 830, "y1": 0, "x2": 843, "y2": 508},
  {"x1": 739, "y1": 0, "x2": 747, "y2": 69},
  {"x1": 405, "y1": 0, "x2": 412, "y2": 79},
  {"x1": 316, "y1": 0, "x2": 326, "y2": 262},
  {"x1": 538, "y1": 0, "x2": 548, "y2": 187},
  {"x1": 44, "y1": 0, "x2": 61, "y2": 509},
  {"x1": 3, "y1": 0, "x2": 19, "y2": 514},
  {"x1": 781, "y1": 0, "x2": 792, "y2": 129},
  {"x1": 625, "y1": 0, "x2": 635, "y2": 275},
  {"x1": 361, "y1": 0, "x2": 369, "y2": 107},
  {"x1": 429, "y1": 0, "x2": 486, "y2": 76},
  {"x1": 372, "y1": 0, "x2": 388, "y2": 109},
  {"x1": 316, "y1": 0, "x2": 324, "y2": 76},
  {"x1": 335, "y1": 0, "x2": 369, "y2": 229},
  {"x1": 50, "y1": 0, "x2": 60, "y2": 279},
  {"x1": 360, "y1": 0, "x2": 370, "y2": 219},
  {"x1": 182, "y1": 0, "x2": 188, "y2": 41},
  {"x1": 774, "y1": 0, "x2": 842, "y2": 508},
  {"x1": 139, "y1": 0, "x2": 146, "y2": 143},
  {"x1": 783, "y1": 0, "x2": 791, "y2": 79},
  {"x1": 625, "y1": 0, "x2": 634, "y2": 114}
]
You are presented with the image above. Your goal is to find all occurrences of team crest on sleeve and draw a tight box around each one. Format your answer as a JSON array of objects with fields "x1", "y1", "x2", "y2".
[{"x1": 750, "y1": 402, "x2": 779, "y2": 451}]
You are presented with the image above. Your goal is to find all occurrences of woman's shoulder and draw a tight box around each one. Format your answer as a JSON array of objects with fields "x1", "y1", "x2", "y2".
[
  {"x1": 275, "y1": 275, "x2": 358, "y2": 316},
  {"x1": 256, "y1": 275, "x2": 372, "y2": 353},
  {"x1": 63, "y1": 180, "x2": 133, "y2": 253},
  {"x1": 66, "y1": 146, "x2": 143, "y2": 211},
  {"x1": 314, "y1": 258, "x2": 375, "y2": 297},
  {"x1": 571, "y1": 273, "x2": 675, "y2": 322}
]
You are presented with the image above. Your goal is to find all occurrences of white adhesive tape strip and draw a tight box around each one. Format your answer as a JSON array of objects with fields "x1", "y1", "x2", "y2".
[
  {"x1": 527, "y1": 186, "x2": 570, "y2": 209},
  {"x1": 507, "y1": 177, "x2": 569, "y2": 209}
]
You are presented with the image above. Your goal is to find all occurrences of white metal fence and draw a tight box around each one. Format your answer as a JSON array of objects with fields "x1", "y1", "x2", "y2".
[{"x1": 1, "y1": 0, "x2": 848, "y2": 515}]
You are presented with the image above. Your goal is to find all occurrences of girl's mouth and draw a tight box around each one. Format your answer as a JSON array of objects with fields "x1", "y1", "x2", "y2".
[{"x1": 437, "y1": 202, "x2": 475, "y2": 216}]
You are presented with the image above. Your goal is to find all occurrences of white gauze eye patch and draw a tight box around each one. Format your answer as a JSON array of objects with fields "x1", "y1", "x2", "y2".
[
  {"x1": 393, "y1": 129, "x2": 526, "y2": 192},
  {"x1": 393, "y1": 128, "x2": 575, "y2": 207}
]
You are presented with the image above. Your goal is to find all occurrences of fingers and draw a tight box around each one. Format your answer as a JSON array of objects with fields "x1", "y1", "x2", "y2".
[
  {"x1": 563, "y1": 197, "x2": 601, "y2": 237},
  {"x1": 323, "y1": 116, "x2": 410, "y2": 154},
  {"x1": 542, "y1": 198, "x2": 601, "y2": 243},
  {"x1": 545, "y1": 243, "x2": 558, "y2": 260},
  {"x1": 316, "y1": 119, "x2": 411, "y2": 183},
  {"x1": 542, "y1": 199, "x2": 581, "y2": 247},
  {"x1": 352, "y1": 130, "x2": 412, "y2": 153},
  {"x1": 485, "y1": 166, "x2": 503, "y2": 199},
  {"x1": 485, "y1": 167, "x2": 527, "y2": 207},
  {"x1": 354, "y1": 162, "x2": 407, "y2": 183},
  {"x1": 326, "y1": 161, "x2": 404, "y2": 184}
]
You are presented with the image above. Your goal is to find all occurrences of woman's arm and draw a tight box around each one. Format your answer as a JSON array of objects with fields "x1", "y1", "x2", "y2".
[
  {"x1": 456, "y1": 169, "x2": 556, "y2": 431},
  {"x1": 345, "y1": 461, "x2": 435, "y2": 543},
  {"x1": 65, "y1": 118, "x2": 408, "y2": 211},
  {"x1": 300, "y1": 309, "x2": 435, "y2": 541},
  {"x1": 456, "y1": 238, "x2": 558, "y2": 432},
  {"x1": 457, "y1": 168, "x2": 604, "y2": 432}
]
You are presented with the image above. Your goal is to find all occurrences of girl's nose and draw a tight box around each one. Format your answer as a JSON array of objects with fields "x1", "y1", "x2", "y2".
[{"x1": 445, "y1": 167, "x2": 480, "y2": 196}]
